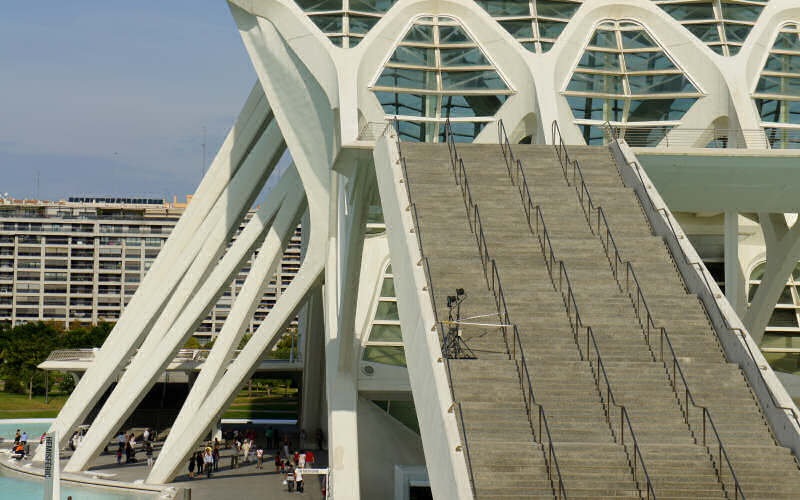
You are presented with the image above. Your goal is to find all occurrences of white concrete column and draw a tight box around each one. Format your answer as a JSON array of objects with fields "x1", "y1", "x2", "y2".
[
  {"x1": 746, "y1": 213, "x2": 800, "y2": 344},
  {"x1": 724, "y1": 212, "x2": 741, "y2": 312},
  {"x1": 37, "y1": 83, "x2": 273, "y2": 461},
  {"x1": 299, "y1": 286, "x2": 325, "y2": 437}
]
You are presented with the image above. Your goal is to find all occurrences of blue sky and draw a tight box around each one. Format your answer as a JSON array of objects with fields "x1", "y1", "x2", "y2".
[{"x1": 0, "y1": 2, "x2": 270, "y2": 202}]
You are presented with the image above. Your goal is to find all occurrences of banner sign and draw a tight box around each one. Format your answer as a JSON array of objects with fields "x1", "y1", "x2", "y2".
[{"x1": 43, "y1": 432, "x2": 60, "y2": 500}]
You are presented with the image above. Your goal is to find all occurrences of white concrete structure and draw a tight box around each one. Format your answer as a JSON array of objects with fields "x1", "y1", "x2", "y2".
[{"x1": 39, "y1": 1, "x2": 800, "y2": 498}]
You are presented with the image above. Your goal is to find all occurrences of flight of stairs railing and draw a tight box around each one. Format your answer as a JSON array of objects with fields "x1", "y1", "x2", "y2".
[
  {"x1": 441, "y1": 119, "x2": 568, "y2": 499},
  {"x1": 540, "y1": 119, "x2": 745, "y2": 499},
  {"x1": 495, "y1": 120, "x2": 656, "y2": 499}
]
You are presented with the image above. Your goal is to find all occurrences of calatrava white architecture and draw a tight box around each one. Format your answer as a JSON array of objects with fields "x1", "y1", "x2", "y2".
[{"x1": 38, "y1": 1, "x2": 800, "y2": 499}]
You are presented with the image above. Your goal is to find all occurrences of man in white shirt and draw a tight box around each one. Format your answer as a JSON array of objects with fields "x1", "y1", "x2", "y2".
[{"x1": 143, "y1": 428, "x2": 150, "y2": 442}]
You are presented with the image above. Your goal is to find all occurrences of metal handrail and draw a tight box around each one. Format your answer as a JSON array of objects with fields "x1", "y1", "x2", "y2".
[
  {"x1": 392, "y1": 119, "x2": 477, "y2": 497},
  {"x1": 447, "y1": 119, "x2": 567, "y2": 499},
  {"x1": 555, "y1": 120, "x2": 745, "y2": 499},
  {"x1": 621, "y1": 153, "x2": 800, "y2": 438},
  {"x1": 506, "y1": 119, "x2": 658, "y2": 498}
]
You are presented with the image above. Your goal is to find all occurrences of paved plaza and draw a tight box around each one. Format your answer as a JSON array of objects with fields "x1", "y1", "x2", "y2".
[{"x1": 4, "y1": 439, "x2": 327, "y2": 500}]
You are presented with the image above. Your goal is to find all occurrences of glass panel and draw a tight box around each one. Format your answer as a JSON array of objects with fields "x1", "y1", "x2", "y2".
[
  {"x1": 624, "y1": 52, "x2": 676, "y2": 72},
  {"x1": 751, "y1": 262, "x2": 766, "y2": 281},
  {"x1": 578, "y1": 50, "x2": 621, "y2": 71},
  {"x1": 390, "y1": 46, "x2": 436, "y2": 67},
  {"x1": 376, "y1": 92, "x2": 437, "y2": 117},
  {"x1": 764, "y1": 351, "x2": 800, "y2": 375},
  {"x1": 441, "y1": 70, "x2": 508, "y2": 91},
  {"x1": 362, "y1": 346, "x2": 406, "y2": 366},
  {"x1": 723, "y1": 23, "x2": 753, "y2": 44},
  {"x1": 567, "y1": 73, "x2": 624, "y2": 94},
  {"x1": 438, "y1": 26, "x2": 471, "y2": 45},
  {"x1": 774, "y1": 32, "x2": 800, "y2": 52},
  {"x1": 368, "y1": 323, "x2": 402, "y2": 342},
  {"x1": 349, "y1": 15, "x2": 380, "y2": 34},
  {"x1": 376, "y1": 68, "x2": 437, "y2": 90},
  {"x1": 762, "y1": 332, "x2": 800, "y2": 349},
  {"x1": 402, "y1": 24, "x2": 434, "y2": 43},
  {"x1": 627, "y1": 98, "x2": 695, "y2": 121},
  {"x1": 627, "y1": 74, "x2": 697, "y2": 94},
  {"x1": 661, "y1": 3, "x2": 715, "y2": 21},
  {"x1": 722, "y1": 4, "x2": 763, "y2": 23},
  {"x1": 756, "y1": 99, "x2": 781, "y2": 122},
  {"x1": 578, "y1": 125, "x2": 605, "y2": 145},
  {"x1": 439, "y1": 48, "x2": 489, "y2": 67},
  {"x1": 779, "y1": 286, "x2": 795, "y2": 305},
  {"x1": 536, "y1": 1, "x2": 580, "y2": 19},
  {"x1": 380, "y1": 278, "x2": 395, "y2": 297},
  {"x1": 475, "y1": 0, "x2": 530, "y2": 16},
  {"x1": 769, "y1": 308, "x2": 798, "y2": 328},
  {"x1": 538, "y1": 21, "x2": 567, "y2": 39},
  {"x1": 309, "y1": 15, "x2": 343, "y2": 33},
  {"x1": 567, "y1": 96, "x2": 624, "y2": 121},
  {"x1": 375, "y1": 301, "x2": 399, "y2": 321},
  {"x1": 793, "y1": 262, "x2": 800, "y2": 280},
  {"x1": 623, "y1": 126, "x2": 672, "y2": 147},
  {"x1": 620, "y1": 29, "x2": 657, "y2": 49},
  {"x1": 764, "y1": 53, "x2": 800, "y2": 74},
  {"x1": 756, "y1": 76, "x2": 800, "y2": 97},
  {"x1": 499, "y1": 21, "x2": 534, "y2": 39},
  {"x1": 589, "y1": 29, "x2": 617, "y2": 49},
  {"x1": 540, "y1": 42, "x2": 554, "y2": 52},
  {"x1": 295, "y1": 0, "x2": 342, "y2": 11},
  {"x1": 685, "y1": 24, "x2": 721, "y2": 42},
  {"x1": 438, "y1": 122, "x2": 487, "y2": 143},
  {"x1": 349, "y1": 0, "x2": 396, "y2": 13},
  {"x1": 765, "y1": 128, "x2": 800, "y2": 149},
  {"x1": 441, "y1": 95, "x2": 507, "y2": 118},
  {"x1": 387, "y1": 400, "x2": 420, "y2": 434}
]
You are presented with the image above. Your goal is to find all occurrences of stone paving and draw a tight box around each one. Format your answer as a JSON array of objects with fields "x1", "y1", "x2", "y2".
[{"x1": 5, "y1": 440, "x2": 327, "y2": 500}]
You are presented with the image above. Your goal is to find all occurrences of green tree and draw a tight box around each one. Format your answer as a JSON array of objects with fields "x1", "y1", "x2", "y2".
[{"x1": 0, "y1": 322, "x2": 60, "y2": 399}]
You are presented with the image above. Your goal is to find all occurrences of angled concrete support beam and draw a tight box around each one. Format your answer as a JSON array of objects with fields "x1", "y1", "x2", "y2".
[
  {"x1": 148, "y1": 169, "x2": 306, "y2": 483},
  {"x1": 64, "y1": 131, "x2": 289, "y2": 473},
  {"x1": 745, "y1": 213, "x2": 800, "y2": 344},
  {"x1": 38, "y1": 84, "x2": 274, "y2": 460}
]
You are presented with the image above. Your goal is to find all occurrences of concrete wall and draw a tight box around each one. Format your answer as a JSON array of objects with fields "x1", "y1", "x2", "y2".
[{"x1": 357, "y1": 397, "x2": 425, "y2": 500}]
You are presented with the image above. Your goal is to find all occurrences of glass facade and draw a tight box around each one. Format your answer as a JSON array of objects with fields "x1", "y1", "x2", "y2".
[
  {"x1": 750, "y1": 261, "x2": 800, "y2": 375},
  {"x1": 754, "y1": 23, "x2": 800, "y2": 149},
  {"x1": 294, "y1": 0, "x2": 397, "y2": 48},
  {"x1": 565, "y1": 20, "x2": 701, "y2": 145},
  {"x1": 475, "y1": 0, "x2": 584, "y2": 53},
  {"x1": 650, "y1": 0, "x2": 769, "y2": 56},
  {"x1": 371, "y1": 15, "x2": 514, "y2": 142},
  {"x1": 362, "y1": 263, "x2": 406, "y2": 366}
]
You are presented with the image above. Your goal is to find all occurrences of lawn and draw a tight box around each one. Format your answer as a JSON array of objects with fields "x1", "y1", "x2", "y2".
[
  {"x1": 222, "y1": 389, "x2": 298, "y2": 420},
  {"x1": 0, "y1": 392, "x2": 69, "y2": 419}
]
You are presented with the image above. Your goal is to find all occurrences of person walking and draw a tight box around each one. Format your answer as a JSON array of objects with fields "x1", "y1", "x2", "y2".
[
  {"x1": 266, "y1": 427, "x2": 273, "y2": 449},
  {"x1": 203, "y1": 447, "x2": 213, "y2": 478},
  {"x1": 286, "y1": 463, "x2": 295, "y2": 492},
  {"x1": 274, "y1": 450, "x2": 282, "y2": 473},
  {"x1": 256, "y1": 447, "x2": 263, "y2": 469},
  {"x1": 195, "y1": 451, "x2": 204, "y2": 477},
  {"x1": 145, "y1": 441, "x2": 154, "y2": 467},
  {"x1": 143, "y1": 428, "x2": 150, "y2": 443},
  {"x1": 188, "y1": 453, "x2": 195, "y2": 479},
  {"x1": 242, "y1": 438, "x2": 251, "y2": 463},
  {"x1": 295, "y1": 466, "x2": 304, "y2": 493},
  {"x1": 117, "y1": 431, "x2": 125, "y2": 454},
  {"x1": 231, "y1": 440, "x2": 240, "y2": 469},
  {"x1": 20, "y1": 431, "x2": 27, "y2": 448},
  {"x1": 282, "y1": 436, "x2": 290, "y2": 461},
  {"x1": 212, "y1": 444, "x2": 220, "y2": 472}
]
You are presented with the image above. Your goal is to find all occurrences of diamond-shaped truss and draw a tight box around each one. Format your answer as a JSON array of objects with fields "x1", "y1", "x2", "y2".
[
  {"x1": 295, "y1": 0, "x2": 397, "y2": 48},
  {"x1": 475, "y1": 0, "x2": 584, "y2": 53},
  {"x1": 370, "y1": 14, "x2": 514, "y2": 142},
  {"x1": 754, "y1": 23, "x2": 800, "y2": 148},
  {"x1": 650, "y1": 0, "x2": 769, "y2": 56},
  {"x1": 565, "y1": 20, "x2": 702, "y2": 145}
]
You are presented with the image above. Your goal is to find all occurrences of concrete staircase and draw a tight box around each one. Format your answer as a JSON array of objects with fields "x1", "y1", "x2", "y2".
[{"x1": 399, "y1": 139, "x2": 800, "y2": 499}]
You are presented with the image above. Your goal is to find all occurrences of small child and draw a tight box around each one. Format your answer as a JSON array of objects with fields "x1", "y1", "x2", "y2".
[
  {"x1": 256, "y1": 447, "x2": 263, "y2": 469},
  {"x1": 145, "y1": 441, "x2": 154, "y2": 467},
  {"x1": 116, "y1": 447, "x2": 122, "y2": 464}
]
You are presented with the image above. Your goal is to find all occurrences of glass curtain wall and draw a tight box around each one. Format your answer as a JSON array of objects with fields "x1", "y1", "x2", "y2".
[
  {"x1": 750, "y1": 262, "x2": 800, "y2": 375},
  {"x1": 294, "y1": 0, "x2": 397, "y2": 47},
  {"x1": 564, "y1": 20, "x2": 702, "y2": 146},
  {"x1": 650, "y1": 0, "x2": 769, "y2": 56},
  {"x1": 754, "y1": 23, "x2": 800, "y2": 149},
  {"x1": 362, "y1": 264, "x2": 406, "y2": 366},
  {"x1": 371, "y1": 15, "x2": 514, "y2": 142},
  {"x1": 475, "y1": 0, "x2": 584, "y2": 53}
]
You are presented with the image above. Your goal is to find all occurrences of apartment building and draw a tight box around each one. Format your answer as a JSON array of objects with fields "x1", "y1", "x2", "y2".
[{"x1": 0, "y1": 196, "x2": 301, "y2": 343}]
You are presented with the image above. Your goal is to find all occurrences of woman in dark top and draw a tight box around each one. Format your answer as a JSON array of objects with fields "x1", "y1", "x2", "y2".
[
  {"x1": 188, "y1": 453, "x2": 195, "y2": 479},
  {"x1": 195, "y1": 451, "x2": 204, "y2": 476}
]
